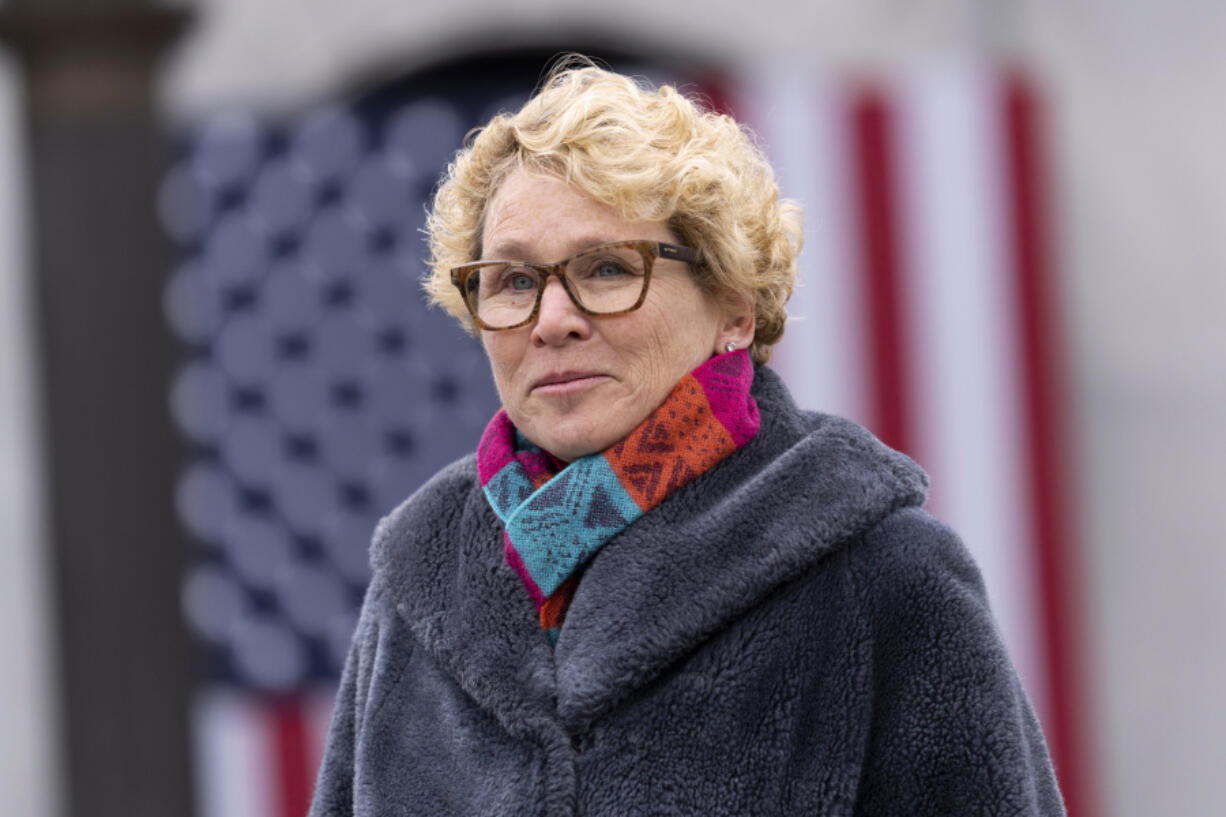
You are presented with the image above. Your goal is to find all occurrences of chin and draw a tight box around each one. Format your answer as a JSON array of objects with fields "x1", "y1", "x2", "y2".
[
  {"x1": 532, "y1": 417, "x2": 621, "y2": 462},
  {"x1": 538, "y1": 434, "x2": 603, "y2": 463}
]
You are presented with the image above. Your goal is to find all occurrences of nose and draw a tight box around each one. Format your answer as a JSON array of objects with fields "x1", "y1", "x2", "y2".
[{"x1": 531, "y1": 276, "x2": 590, "y2": 346}]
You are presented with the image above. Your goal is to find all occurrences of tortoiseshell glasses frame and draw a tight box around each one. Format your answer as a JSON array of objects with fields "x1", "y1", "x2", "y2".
[{"x1": 449, "y1": 239, "x2": 702, "y2": 331}]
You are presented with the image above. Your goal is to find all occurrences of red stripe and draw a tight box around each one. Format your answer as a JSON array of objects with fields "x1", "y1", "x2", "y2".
[
  {"x1": 850, "y1": 88, "x2": 911, "y2": 453},
  {"x1": 1001, "y1": 71, "x2": 1095, "y2": 817},
  {"x1": 270, "y1": 695, "x2": 313, "y2": 817}
]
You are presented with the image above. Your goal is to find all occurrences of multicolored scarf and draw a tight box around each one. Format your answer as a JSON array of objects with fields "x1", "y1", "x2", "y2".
[{"x1": 477, "y1": 350, "x2": 760, "y2": 643}]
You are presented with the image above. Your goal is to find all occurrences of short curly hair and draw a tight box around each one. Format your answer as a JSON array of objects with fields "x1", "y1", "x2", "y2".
[{"x1": 423, "y1": 59, "x2": 802, "y2": 365}]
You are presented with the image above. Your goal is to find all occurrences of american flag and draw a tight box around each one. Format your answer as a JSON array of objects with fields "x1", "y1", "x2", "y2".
[{"x1": 162, "y1": 55, "x2": 1093, "y2": 817}]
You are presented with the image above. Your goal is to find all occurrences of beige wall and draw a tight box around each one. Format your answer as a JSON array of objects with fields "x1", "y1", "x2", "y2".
[{"x1": 1022, "y1": 3, "x2": 1226, "y2": 811}]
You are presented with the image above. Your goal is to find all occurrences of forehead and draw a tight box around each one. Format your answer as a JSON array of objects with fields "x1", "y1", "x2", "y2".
[{"x1": 482, "y1": 168, "x2": 673, "y2": 259}]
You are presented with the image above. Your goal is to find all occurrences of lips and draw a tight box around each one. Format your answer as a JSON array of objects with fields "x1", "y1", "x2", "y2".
[{"x1": 530, "y1": 371, "x2": 608, "y2": 392}]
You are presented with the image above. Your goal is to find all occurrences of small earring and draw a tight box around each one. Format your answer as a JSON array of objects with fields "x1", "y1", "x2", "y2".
[{"x1": 724, "y1": 341, "x2": 736, "y2": 353}]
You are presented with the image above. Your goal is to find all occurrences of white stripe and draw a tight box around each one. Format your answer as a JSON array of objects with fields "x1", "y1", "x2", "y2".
[
  {"x1": 193, "y1": 688, "x2": 275, "y2": 817},
  {"x1": 893, "y1": 61, "x2": 1048, "y2": 719},
  {"x1": 732, "y1": 67, "x2": 868, "y2": 421}
]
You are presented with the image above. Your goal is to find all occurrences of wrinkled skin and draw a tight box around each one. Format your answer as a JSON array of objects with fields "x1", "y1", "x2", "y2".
[{"x1": 479, "y1": 168, "x2": 754, "y2": 461}]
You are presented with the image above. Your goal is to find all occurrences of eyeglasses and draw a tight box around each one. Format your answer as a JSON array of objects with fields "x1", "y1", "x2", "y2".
[{"x1": 450, "y1": 240, "x2": 702, "y2": 331}]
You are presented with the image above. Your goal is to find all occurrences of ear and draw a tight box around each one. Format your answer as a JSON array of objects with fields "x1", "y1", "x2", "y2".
[{"x1": 714, "y1": 292, "x2": 756, "y2": 355}]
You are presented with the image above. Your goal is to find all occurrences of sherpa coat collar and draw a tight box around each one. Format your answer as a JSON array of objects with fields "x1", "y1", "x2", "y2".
[{"x1": 370, "y1": 365, "x2": 926, "y2": 739}]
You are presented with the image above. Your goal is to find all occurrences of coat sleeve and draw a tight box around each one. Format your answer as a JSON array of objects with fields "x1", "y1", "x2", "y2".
[
  {"x1": 307, "y1": 579, "x2": 390, "y2": 817},
  {"x1": 849, "y1": 507, "x2": 1066, "y2": 817}
]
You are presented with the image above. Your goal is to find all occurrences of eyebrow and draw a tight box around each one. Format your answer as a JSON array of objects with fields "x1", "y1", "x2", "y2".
[{"x1": 482, "y1": 236, "x2": 625, "y2": 262}]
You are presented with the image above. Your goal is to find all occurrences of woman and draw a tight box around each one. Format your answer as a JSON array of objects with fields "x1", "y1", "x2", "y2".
[{"x1": 309, "y1": 61, "x2": 1065, "y2": 816}]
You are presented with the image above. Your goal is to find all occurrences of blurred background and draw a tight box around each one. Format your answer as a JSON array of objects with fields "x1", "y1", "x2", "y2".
[{"x1": 1, "y1": 1, "x2": 1223, "y2": 816}]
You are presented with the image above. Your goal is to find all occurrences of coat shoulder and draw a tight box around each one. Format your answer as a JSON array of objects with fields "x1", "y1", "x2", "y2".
[
  {"x1": 851, "y1": 507, "x2": 989, "y2": 609},
  {"x1": 368, "y1": 452, "x2": 481, "y2": 578},
  {"x1": 846, "y1": 506, "x2": 1007, "y2": 685},
  {"x1": 843, "y1": 506, "x2": 1067, "y2": 816}
]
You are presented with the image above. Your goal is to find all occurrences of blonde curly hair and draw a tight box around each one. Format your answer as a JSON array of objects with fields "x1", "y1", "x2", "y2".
[{"x1": 424, "y1": 59, "x2": 802, "y2": 365}]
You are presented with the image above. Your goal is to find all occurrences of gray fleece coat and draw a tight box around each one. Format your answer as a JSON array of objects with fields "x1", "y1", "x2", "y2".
[{"x1": 308, "y1": 366, "x2": 1065, "y2": 816}]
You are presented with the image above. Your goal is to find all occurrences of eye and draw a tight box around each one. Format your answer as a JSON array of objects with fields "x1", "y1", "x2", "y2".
[
  {"x1": 593, "y1": 260, "x2": 631, "y2": 278},
  {"x1": 568, "y1": 248, "x2": 645, "y2": 282},
  {"x1": 492, "y1": 265, "x2": 539, "y2": 294},
  {"x1": 507, "y1": 271, "x2": 536, "y2": 291}
]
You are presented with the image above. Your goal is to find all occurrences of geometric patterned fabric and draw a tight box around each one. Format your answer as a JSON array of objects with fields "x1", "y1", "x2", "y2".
[{"x1": 478, "y1": 350, "x2": 760, "y2": 642}]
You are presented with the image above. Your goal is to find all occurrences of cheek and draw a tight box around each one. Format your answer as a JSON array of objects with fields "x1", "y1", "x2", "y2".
[
  {"x1": 635, "y1": 289, "x2": 721, "y2": 366},
  {"x1": 481, "y1": 332, "x2": 521, "y2": 393}
]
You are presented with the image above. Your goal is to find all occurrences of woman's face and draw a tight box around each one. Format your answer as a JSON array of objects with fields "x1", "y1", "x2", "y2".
[{"x1": 479, "y1": 168, "x2": 748, "y2": 461}]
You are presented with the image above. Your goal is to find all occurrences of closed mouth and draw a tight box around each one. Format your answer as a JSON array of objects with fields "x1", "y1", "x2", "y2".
[{"x1": 531, "y1": 371, "x2": 607, "y2": 391}]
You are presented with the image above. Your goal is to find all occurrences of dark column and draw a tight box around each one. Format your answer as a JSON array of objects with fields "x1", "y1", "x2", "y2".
[{"x1": 0, "y1": 3, "x2": 194, "y2": 817}]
